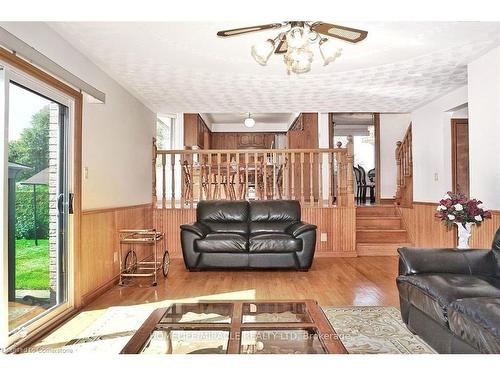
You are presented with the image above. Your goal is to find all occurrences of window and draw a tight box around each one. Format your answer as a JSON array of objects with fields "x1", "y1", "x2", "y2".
[{"x1": 157, "y1": 115, "x2": 175, "y2": 150}]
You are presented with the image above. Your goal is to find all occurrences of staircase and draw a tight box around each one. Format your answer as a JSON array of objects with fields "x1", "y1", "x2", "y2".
[{"x1": 356, "y1": 205, "x2": 412, "y2": 256}]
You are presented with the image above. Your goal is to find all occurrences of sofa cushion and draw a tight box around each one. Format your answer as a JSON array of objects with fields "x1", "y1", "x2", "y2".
[
  {"x1": 249, "y1": 233, "x2": 302, "y2": 253},
  {"x1": 195, "y1": 233, "x2": 247, "y2": 253},
  {"x1": 249, "y1": 200, "x2": 301, "y2": 234},
  {"x1": 197, "y1": 200, "x2": 249, "y2": 234},
  {"x1": 448, "y1": 297, "x2": 500, "y2": 354},
  {"x1": 397, "y1": 274, "x2": 500, "y2": 326}
]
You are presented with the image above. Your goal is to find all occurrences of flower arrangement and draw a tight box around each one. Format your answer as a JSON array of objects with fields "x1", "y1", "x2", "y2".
[{"x1": 435, "y1": 191, "x2": 491, "y2": 228}]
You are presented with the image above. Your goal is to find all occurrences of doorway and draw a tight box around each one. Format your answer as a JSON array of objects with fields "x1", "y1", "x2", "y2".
[
  {"x1": 451, "y1": 118, "x2": 470, "y2": 197},
  {"x1": 1, "y1": 64, "x2": 74, "y2": 347},
  {"x1": 330, "y1": 113, "x2": 380, "y2": 205}
]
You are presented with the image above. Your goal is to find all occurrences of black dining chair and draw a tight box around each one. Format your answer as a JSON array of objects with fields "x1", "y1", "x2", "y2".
[{"x1": 367, "y1": 168, "x2": 376, "y2": 203}]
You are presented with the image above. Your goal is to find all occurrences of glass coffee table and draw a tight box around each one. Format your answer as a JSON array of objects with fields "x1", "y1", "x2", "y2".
[{"x1": 120, "y1": 300, "x2": 347, "y2": 354}]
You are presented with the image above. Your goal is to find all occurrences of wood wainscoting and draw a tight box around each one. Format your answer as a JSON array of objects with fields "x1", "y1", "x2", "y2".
[
  {"x1": 80, "y1": 204, "x2": 152, "y2": 305},
  {"x1": 398, "y1": 202, "x2": 499, "y2": 249},
  {"x1": 154, "y1": 206, "x2": 357, "y2": 258}
]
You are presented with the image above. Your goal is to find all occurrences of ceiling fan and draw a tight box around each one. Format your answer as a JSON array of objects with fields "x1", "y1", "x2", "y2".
[{"x1": 217, "y1": 21, "x2": 368, "y2": 75}]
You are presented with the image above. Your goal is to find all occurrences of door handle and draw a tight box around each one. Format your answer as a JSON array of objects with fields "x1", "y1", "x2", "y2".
[
  {"x1": 68, "y1": 193, "x2": 74, "y2": 215},
  {"x1": 57, "y1": 193, "x2": 64, "y2": 214}
]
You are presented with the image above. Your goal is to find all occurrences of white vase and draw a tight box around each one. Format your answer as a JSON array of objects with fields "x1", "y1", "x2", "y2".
[{"x1": 456, "y1": 222, "x2": 474, "y2": 249}]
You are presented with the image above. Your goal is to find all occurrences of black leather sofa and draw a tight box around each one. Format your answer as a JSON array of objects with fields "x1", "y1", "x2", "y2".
[
  {"x1": 397, "y1": 228, "x2": 500, "y2": 353},
  {"x1": 180, "y1": 200, "x2": 317, "y2": 271}
]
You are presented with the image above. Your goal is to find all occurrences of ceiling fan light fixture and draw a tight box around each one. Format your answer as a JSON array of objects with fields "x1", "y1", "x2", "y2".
[
  {"x1": 251, "y1": 39, "x2": 275, "y2": 66},
  {"x1": 244, "y1": 113, "x2": 255, "y2": 128},
  {"x1": 319, "y1": 38, "x2": 342, "y2": 66}
]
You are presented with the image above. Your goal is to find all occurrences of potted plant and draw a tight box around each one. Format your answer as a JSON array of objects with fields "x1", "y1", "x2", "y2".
[{"x1": 435, "y1": 191, "x2": 491, "y2": 249}]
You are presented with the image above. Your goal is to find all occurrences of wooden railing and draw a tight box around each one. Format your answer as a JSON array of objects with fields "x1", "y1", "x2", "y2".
[
  {"x1": 153, "y1": 136, "x2": 355, "y2": 209},
  {"x1": 395, "y1": 123, "x2": 413, "y2": 207}
]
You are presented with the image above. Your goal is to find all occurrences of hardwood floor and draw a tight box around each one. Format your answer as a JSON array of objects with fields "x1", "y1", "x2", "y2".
[{"x1": 32, "y1": 256, "x2": 400, "y2": 350}]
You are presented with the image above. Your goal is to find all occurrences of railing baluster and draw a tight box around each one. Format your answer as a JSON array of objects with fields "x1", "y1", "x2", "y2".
[
  {"x1": 309, "y1": 152, "x2": 314, "y2": 206},
  {"x1": 284, "y1": 152, "x2": 290, "y2": 199},
  {"x1": 263, "y1": 152, "x2": 268, "y2": 200},
  {"x1": 162, "y1": 153, "x2": 166, "y2": 209},
  {"x1": 198, "y1": 153, "x2": 203, "y2": 203},
  {"x1": 328, "y1": 152, "x2": 333, "y2": 207},
  {"x1": 180, "y1": 154, "x2": 185, "y2": 208},
  {"x1": 208, "y1": 153, "x2": 212, "y2": 200},
  {"x1": 226, "y1": 152, "x2": 230, "y2": 200},
  {"x1": 236, "y1": 152, "x2": 240, "y2": 200},
  {"x1": 170, "y1": 154, "x2": 175, "y2": 208},
  {"x1": 217, "y1": 153, "x2": 221, "y2": 200},
  {"x1": 318, "y1": 152, "x2": 323, "y2": 208},
  {"x1": 291, "y1": 152, "x2": 296, "y2": 200},
  {"x1": 189, "y1": 155, "x2": 194, "y2": 209},
  {"x1": 300, "y1": 152, "x2": 305, "y2": 204},
  {"x1": 254, "y1": 151, "x2": 258, "y2": 200},
  {"x1": 245, "y1": 153, "x2": 249, "y2": 200}
]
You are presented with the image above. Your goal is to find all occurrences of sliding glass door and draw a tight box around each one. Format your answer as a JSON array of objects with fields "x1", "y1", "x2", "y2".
[{"x1": 1, "y1": 63, "x2": 74, "y2": 348}]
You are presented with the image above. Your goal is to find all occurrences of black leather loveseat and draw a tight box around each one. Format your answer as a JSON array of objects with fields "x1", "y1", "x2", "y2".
[
  {"x1": 180, "y1": 200, "x2": 317, "y2": 271},
  {"x1": 397, "y1": 228, "x2": 500, "y2": 353}
]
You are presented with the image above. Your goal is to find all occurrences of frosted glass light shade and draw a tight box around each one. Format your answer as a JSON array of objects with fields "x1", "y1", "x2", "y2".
[
  {"x1": 251, "y1": 39, "x2": 275, "y2": 66},
  {"x1": 319, "y1": 39, "x2": 342, "y2": 66},
  {"x1": 244, "y1": 117, "x2": 255, "y2": 127},
  {"x1": 284, "y1": 47, "x2": 313, "y2": 74},
  {"x1": 286, "y1": 27, "x2": 309, "y2": 49}
]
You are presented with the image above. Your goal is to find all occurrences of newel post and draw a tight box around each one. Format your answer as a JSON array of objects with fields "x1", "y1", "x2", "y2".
[
  {"x1": 152, "y1": 137, "x2": 157, "y2": 208},
  {"x1": 346, "y1": 135, "x2": 355, "y2": 207}
]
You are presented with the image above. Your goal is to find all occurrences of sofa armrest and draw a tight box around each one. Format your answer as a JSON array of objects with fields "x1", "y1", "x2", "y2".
[
  {"x1": 397, "y1": 247, "x2": 496, "y2": 277},
  {"x1": 180, "y1": 222, "x2": 210, "y2": 238},
  {"x1": 287, "y1": 222, "x2": 317, "y2": 237}
]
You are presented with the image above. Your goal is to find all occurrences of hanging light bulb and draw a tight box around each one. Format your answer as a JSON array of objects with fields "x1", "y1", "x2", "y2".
[
  {"x1": 319, "y1": 38, "x2": 342, "y2": 66},
  {"x1": 244, "y1": 113, "x2": 255, "y2": 128},
  {"x1": 251, "y1": 39, "x2": 275, "y2": 66}
]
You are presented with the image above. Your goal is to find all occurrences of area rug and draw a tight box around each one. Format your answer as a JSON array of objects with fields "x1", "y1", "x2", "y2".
[
  {"x1": 52, "y1": 305, "x2": 435, "y2": 354},
  {"x1": 322, "y1": 306, "x2": 435, "y2": 354}
]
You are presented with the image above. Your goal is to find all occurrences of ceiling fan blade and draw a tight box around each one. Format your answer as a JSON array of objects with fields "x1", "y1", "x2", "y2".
[
  {"x1": 217, "y1": 23, "x2": 284, "y2": 37},
  {"x1": 311, "y1": 22, "x2": 368, "y2": 43},
  {"x1": 274, "y1": 36, "x2": 288, "y2": 54}
]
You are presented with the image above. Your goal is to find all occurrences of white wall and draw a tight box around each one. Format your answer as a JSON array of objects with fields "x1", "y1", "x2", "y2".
[
  {"x1": 1, "y1": 22, "x2": 156, "y2": 210},
  {"x1": 468, "y1": 45, "x2": 500, "y2": 210},
  {"x1": 379, "y1": 113, "x2": 411, "y2": 199},
  {"x1": 411, "y1": 86, "x2": 468, "y2": 202}
]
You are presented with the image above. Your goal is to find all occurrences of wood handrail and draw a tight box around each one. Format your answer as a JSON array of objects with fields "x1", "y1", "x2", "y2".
[{"x1": 157, "y1": 148, "x2": 347, "y2": 155}]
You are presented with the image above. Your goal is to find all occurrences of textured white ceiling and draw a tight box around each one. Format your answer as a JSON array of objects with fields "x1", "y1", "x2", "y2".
[{"x1": 48, "y1": 22, "x2": 500, "y2": 113}]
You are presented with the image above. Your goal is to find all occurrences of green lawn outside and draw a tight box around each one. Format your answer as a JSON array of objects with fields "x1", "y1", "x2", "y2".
[{"x1": 15, "y1": 239, "x2": 50, "y2": 290}]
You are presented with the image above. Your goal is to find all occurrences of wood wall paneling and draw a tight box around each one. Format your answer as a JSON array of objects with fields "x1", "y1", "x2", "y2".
[
  {"x1": 398, "y1": 203, "x2": 499, "y2": 249},
  {"x1": 80, "y1": 204, "x2": 153, "y2": 304},
  {"x1": 210, "y1": 132, "x2": 278, "y2": 150},
  {"x1": 154, "y1": 206, "x2": 356, "y2": 258},
  {"x1": 470, "y1": 210, "x2": 500, "y2": 248}
]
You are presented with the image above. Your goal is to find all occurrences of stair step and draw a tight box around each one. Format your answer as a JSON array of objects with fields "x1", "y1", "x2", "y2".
[
  {"x1": 356, "y1": 242, "x2": 413, "y2": 256},
  {"x1": 356, "y1": 216, "x2": 402, "y2": 229},
  {"x1": 357, "y1": 229, "x2": 408, "y2": 243},
  {"x1": 356, "y1": 205, "x2": 397, "y2": 217}
]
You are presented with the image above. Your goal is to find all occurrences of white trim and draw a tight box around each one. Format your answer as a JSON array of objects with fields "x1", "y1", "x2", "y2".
[{"x1": 0, "y1": 26, "x2": 105, "y2": 103}]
